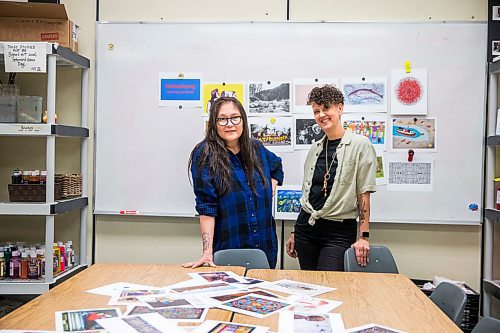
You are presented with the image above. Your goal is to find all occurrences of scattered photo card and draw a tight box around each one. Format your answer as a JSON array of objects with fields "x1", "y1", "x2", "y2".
[
  {"x1": 390, "y1": 69, "x2": 427, "y2": 115},
  {"x1": 387, "y1": 156, "x2": 434, "y2": 191},
  {"x1": 108, "y1": 289, "x2": 166, "y2": 306},
  {"x1": 158, "y1": 72, "x2": 202, "y2": 108},
  {"x1": 216, "y1": 293, "x2": 291, "y2": 318},
  {"x1": 342, "y1": 77, "x2": 387, "y2": 112},
  {"x1": 346, "y1": 323, "x2": 406, "y2": 333},
  {"x1": 342, "y1": 113, "x2": 387, "y2": 151},
  {"x1": 274, "y1": 185, "x2": 302, "y2": 220},
  {"x1": 192, "y1": 320, "x2": 269, "y2": 333},
  {"x1": 234, "y1": 277, "x2": 267, "y2": 287},
  {"x1": 125, "y1": 305, "x2": 208, "y2": 323},
  {"x1": 493, "y1": 6, "x2": 500, "y2": 20},
  {"x1": 261, "y1": 279, "x2": 335, "y2": 296},
  {"x1": 286, "y1": 294, "x2": 343, "y2": 313},
  {"x1": 137, "y1": 294, "x2": 192, "y2": 309},
  {"x1": 1, "y1": 331, "x2": 61, "y2": 333},
  {"x1": 493, "y1": 41, "x2": 500, "y2": 56},
  {"x1": 248, "y1": 81, "x2": 291, "y2": 114},
  {"x1": 203, "y1": 82, "x2": 245, "y2": 115},
  {"x1": 249, "y1": 116, "x2": 293, "y2": 152},
  {"x1": 279, "y1": 311, "x2": 345, "y2": 333},
  {"x1": 376, "y1": 154, "x2": 387, "y2": 186},
  {"x1": 294, "y1": 115, "x2": 324, "y2": 149},
  {"x1": 391, "y1": 117, "x2": 436, "y2": 151},
  {"x1": 86, "y1": 282, "x2": 158, "y2": 297},
  {"x1": 96, "y1": 313, "x2": 183, "y2": 333},
  {"x1": 208, "y1": 289, "x2": 282, "y2": 303},
  {"x1": 168, "y1": 281, "x2": 239, "y2": 297},
  {"x1": 293, "y1": 78, "x2": 339, "y2": 113},
  {"x1": 55, "y1": 308, "x2": 122, "y2": 331},
  {"x1": 188, "y1": 271, "x2": 247, "y2": 284}
]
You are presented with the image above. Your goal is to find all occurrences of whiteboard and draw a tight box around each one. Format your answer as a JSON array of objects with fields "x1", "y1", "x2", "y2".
[{"x1": 95, "y1": 22, "x2": 486, "y2": 223}]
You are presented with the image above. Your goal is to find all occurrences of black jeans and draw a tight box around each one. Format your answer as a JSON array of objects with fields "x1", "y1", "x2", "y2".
[{"x1": 294, "y1": 218, "x2": 357, "y2": 271}]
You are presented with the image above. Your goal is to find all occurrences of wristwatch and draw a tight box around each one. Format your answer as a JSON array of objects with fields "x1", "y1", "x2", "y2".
[{"x1": 360, "y1": 231, "x2": 370, "y2": 239}]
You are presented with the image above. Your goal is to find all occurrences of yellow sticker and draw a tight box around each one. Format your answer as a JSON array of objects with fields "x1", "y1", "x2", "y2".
[
  {"x1": 404, "y1": 61, "x2": 411, "y2": 73},
  {"x1": 270, "y1": 117, "x2": 276, "y2": 124}
]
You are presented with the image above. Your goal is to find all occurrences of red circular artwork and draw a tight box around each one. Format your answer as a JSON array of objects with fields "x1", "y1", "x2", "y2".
[{"x1": 395, "y1": 77, "x2": 422, "y2": 106}]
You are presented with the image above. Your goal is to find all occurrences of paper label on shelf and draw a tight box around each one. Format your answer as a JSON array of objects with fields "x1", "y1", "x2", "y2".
[
  {"x1": 16, "y1": 124, "x2": 43, "y2": 134},
  {"x1": 4, "y1": 42, "x2": 47, "y2": 73}
]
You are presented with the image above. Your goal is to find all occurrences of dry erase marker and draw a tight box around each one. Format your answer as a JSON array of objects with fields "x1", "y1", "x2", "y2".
[{"x1": 119, "y1": 210, "x2": 142, "y2": 215}]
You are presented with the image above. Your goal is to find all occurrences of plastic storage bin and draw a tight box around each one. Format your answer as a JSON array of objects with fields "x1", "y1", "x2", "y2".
[
  {"x1": 0, "y1": 95, "x2": 17, "y2": 122},
  {"x1": 16, "y1": 96, "x2": 43, "y2": 123}
]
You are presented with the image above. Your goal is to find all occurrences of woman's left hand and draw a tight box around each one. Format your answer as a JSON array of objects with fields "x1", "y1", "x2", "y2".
[
  {"x1": 351, "y1": 238, "x2": 370, "y2": 267},
  {"x1": 271, "y1": 178, "x2": 278, "y2": 196}
]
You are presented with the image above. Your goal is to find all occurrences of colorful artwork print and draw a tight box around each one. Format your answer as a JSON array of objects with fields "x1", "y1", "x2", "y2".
[
  {"x1": 387, "y1": 160, "x2": 433, "y2": 191},
  {"x1": 295, "y1": 117, "x2": 324, "y2": 148},
  {"x1": 390, "y1": 69, "x2": 427, "y2": 115},
  {"x1": 56, "y1": 308, "x2": 121, "y2": 331},
  {"x1": 343, "y1": 83, "x2": 384, "y2": 105},
  {"x1": 222, "y1": 294, "x2": 289, "y2": 316},
  {"x1": 195, "y1": 272, "x2": 241, "y2": 283},
  {"x1": 342, "y1": 116, "x2": 386, "y2": 148},
  {"x1": 249, "y1": 117, "x2": 293, "y2": 152},
  {"x1": 376, "y1": 156, "x2": 384, "y2": 179},
  {"x1": 293, "y1": 313, "x2": 333, "y2": 333},
  {"x1": 262, "y1": 279, "x2": 335, "y2": 296},
  {"x1": 128, "y1": 306, "x2": 206, "y2": 321},
  {"x1": 207, "y1": 323, "x2": 256, "y2": 333},
  {"x1": 395, "y1": 77, "x2": 422, "y2": 106},
  {"x1": 277, "y1": 190, "x2": 301, "y2": 213},
  {"x1": 203, "y1": 83, "x2": 244, "y2": 115},
  {"x1": 122, "y1": 316, "x2": 162, "y2": 333},
  {"x1": 346, "y1": 323, "x2": 406, "y2": 333},
  {"x1": 248, "y1": 82, "x2": 291, "y2": 114},
  {"x1": 141, "y1": 295, "x2": 191, "y2": 309},
  {"x1": 391, "y1": 117, "x2": 436, "y2": 150},
  {"x1": 211, "y1": 290, "x2": 279, "y2": 303},
  {"x1": 293, "y1": 79, "x2": 338, "y2": 113}
]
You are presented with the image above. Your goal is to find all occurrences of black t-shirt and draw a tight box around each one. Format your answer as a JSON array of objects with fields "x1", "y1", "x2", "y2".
[{"x1": 297, "y1": 138, "x2": 341, "y2": 224}]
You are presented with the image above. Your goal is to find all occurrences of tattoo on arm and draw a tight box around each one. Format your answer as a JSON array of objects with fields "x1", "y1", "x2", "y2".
[
  {"x1": 202, "y1": 231, "x2": 211, "y2": 251},
  {"x1": 357, "y1": 195, "x2": 368, "y2": 231}
]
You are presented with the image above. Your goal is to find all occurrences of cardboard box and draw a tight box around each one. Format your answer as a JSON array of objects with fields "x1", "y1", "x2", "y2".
[{"x1": 0, "y1": 1, "x2": 78, "y2": 52}]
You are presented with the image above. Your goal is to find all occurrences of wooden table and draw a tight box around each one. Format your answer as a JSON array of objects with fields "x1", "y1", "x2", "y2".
[
  {"x1": 0, "y1": 263, "x2": 245, "y2": 330},
  {"x1": 234, "y1": 269, "x2": 462, "y2": 333}
]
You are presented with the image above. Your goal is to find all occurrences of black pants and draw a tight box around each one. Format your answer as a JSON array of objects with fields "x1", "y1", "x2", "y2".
[{"x1": 294, "y1": 218, "x2": 357, "y2": 271}]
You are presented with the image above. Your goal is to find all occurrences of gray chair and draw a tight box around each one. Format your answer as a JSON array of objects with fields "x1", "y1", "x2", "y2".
[
  {"x1": 429, "y1": 282, "x2": 467, "y2": 327},
  {"x1": 343, "y1": 245, "x2": 399, "y2": 273},
  {"x1": 471, "y1": 316, "x2": 500, "y2": 333},
  {"x1": 213, "y1": 249, "x2": 270, "y2": 270}
]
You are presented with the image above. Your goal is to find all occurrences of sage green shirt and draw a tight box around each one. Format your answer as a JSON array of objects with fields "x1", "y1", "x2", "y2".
[{"x1": 300, "y1": 129, "x2": 377, "y2": 225}]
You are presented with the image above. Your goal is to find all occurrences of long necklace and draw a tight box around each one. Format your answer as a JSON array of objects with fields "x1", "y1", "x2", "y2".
[{"x1": 322, "y1": 140, "x2": 338, "y2": 197}]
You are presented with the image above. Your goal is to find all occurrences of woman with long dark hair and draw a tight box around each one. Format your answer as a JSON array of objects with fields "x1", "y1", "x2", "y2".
[{"x1": 183, "y1": 97, "x2": 284, "y2": 268}]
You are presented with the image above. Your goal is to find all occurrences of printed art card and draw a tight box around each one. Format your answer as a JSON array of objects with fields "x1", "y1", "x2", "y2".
[
  {"x1": 55, "y1": 308, "x2": 122, "y2": 332},
  {"x1": 192, "y1": 320, "x2": 269, "y2": 333},
  {"x1": 249, "y1": 116, "x2": 293, "y2": 152},
  {"x1": 158, "y1": 72, "x2": 202, "y2": 108},
  {"x1": 125, "y1": 305, "x2": 208, "y2": 323},
  {"x1": 248, "y1": 81, "x2": 291, "y2": 114},
  {"x1": 86, "y1": 282, "x2": 158, "y2": 297},
  {"x1": 274, "y1": 185, "x2": 302, "y2": 220},
  {"x1": 341, "y1": 77, "x2": 387, "y2": 112},
  {"x1": 293, "y1": 78, "x2": 339, "y2": 113},
  {"x1": 215, "y1": 293, "x2": 291, "y2": 318},
  {"x1": 346, "y1": 323, "x2": 406, "y2": 333},
  {"x1": 206, "y1": 289, "x2": 282, "y2": 304},
  {"x1": 294, "y1": 115, "x2": 324, "y2": 149},
  {"x1": 108, "y1": 288, "x2": 166, "y2": 306},
  {"x1": 136, "y1": 293, "x2": 193, "y2": 309},
  {"x1": 390, "y1": 69, "x2": 428, "y2": 115},
  {"x1": 342, "y1": 113, "x2": 387, "y2": 151},
  {"x1": 188, "y1": 271, "x2": 247, "y2": 284},
  {"x1": 168, "y1": 281, "x2": 239, "y2": 297},
  {"x1": 376, "y1": 153, "x2": 387, "y2": 186},
  {"x1": 261, "y1": 279, "x2": 335, "y2": 297},
  {"x1": 386, "y1": 155, "x2": 434, "y2": 191},
  {"x1": 202, "y1": 82, "x2": 245, "y2": 115},
  {"x1": 278, "y1": 311, "x2": 346, "y2": 333},
  {"x1": 286, "y1": 294, "x2": 343, "y2": 313},
  {"x1": 391, "y1": 117, "x2": 436, "y2": 151},
  {"x1": 96, "y1": 313, "x2": 184, "y2": 333}
]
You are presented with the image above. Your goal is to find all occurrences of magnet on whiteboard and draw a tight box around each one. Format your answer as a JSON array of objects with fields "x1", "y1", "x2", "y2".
[
  {"x1": 404, "y1": 61, "x2": 411, "y2": 73},
  {"x1": 468, "y1": 204, "x2": 478, "y2": 211},
  {"x1": 270, "y1": 117, "x2": 276, "y2": 124}
]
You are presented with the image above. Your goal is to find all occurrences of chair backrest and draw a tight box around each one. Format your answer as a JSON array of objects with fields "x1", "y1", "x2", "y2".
[
  {"x1": 429, "y1": 282, "x2": 467, "y2": 326},
  {"x1": 213, "y1": 249, "x2": 270, "y2": 270},
  {"x1": 471, "y1": 316, "x2": 500, "y2": 333},
  {"x1": 343, "y1": 245, "x2": 399, "y2": 273}
]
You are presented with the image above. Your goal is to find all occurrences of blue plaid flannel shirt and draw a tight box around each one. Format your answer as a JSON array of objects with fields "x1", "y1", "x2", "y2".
[{"x1": 191, "y1": 140, "x2": 284, "y2": 268}]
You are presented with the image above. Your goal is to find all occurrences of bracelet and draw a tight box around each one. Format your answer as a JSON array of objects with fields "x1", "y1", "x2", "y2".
[{"x1": 290, "y1": 231, "x2": 295, "y2": 234}]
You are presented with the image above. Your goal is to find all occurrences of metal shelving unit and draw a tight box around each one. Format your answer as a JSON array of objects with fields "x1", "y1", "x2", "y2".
[
  {"x1": 484, "y1": 61, "x2": 500, "y2": 315},
  {"x1": 0, "y1": 42, "x2": 89, "y2": 294}
]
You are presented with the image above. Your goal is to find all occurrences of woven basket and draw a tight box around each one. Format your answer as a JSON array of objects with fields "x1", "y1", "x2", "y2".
[
  {"x1": 412, "y1": 279, "x2": 479, "y2": 333},
  {"x1": 8, "y1": 183, "x2": 63, "y2": 202},
  {"x1": 55, "y1": 174, "x2": 82, "y2": 198}
]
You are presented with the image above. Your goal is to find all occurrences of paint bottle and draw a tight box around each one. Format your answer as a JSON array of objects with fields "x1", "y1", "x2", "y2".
[
  {"x1": 58, "y1": 241, "x2": 66, "y2": 272},
  {"x1": 40, "y1": 171, "x2": 47, "y2": 184},
  {"x1": 28, "y1": 251, "x2": 39, "y2": 279},
  {"x1": 0, "y1": 252, "x2": 6, "y2": 279},
  {"x1": 22, "y1": 171, "x2": 30, "y2": 184},
  {"x1": 36, "y1": 249, "x2": 45, "y2": 278},
  {"x1": 496, "y1": 184, "x2": 500, "y2": 210},
  {"x1": 4, "y1": 246, "x2": 12, "y2": 278},
  {"x1": 53, "y1": 243, "x2": 60, "y2": 273},
  {"x1": 65, "y1": 241, "x2": 73, "y2": 268},
  {"x1": 20, "y1": 252, "x2": 28, "y2": 279},
  {"x1": 9, "y1": 251, "x2": 20, "y2": 279}
]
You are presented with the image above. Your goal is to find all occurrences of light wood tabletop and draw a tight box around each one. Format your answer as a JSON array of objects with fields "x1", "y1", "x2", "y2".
[
  {"x1": 234, "y1": 269, "x2": 462, "y2": 333},
  {"x1": 0, "y1": 263, "x2": 245, "y2": 330}
]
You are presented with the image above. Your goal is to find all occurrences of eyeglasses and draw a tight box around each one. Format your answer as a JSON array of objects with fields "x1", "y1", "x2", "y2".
[{"x1": 216, "y1": 116, "x2": 242, "y2": 126}]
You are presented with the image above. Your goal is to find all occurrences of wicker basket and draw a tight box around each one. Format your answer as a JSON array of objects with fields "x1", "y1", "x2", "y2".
[
  {"x1": 55, "y1": 174, "x2": 82, "y2": 198},
  {"x1": 8, "y1": 183, "x2": 63, "y2": 202},
  {"x1": 412, "y1": 279, "x2": 479, "y2": 333}
]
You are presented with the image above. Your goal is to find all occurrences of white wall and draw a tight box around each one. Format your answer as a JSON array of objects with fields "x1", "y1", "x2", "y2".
[{"x1": 41, "y1": 0, "x2": 486, "y2": 291}]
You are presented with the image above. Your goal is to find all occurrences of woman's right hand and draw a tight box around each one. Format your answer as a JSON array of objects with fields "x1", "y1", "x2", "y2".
[
  {"x1": 286, "y1": 233, "x2": 297, "y2": 258},
  {"x1": 182, "y1": 253, "x2": 216, "y2": 268}
]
